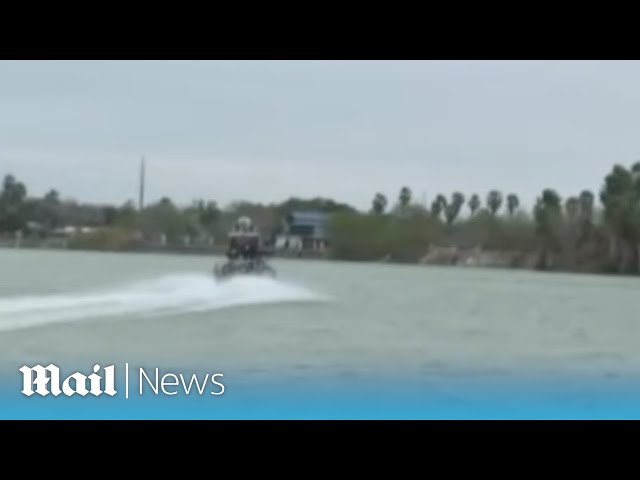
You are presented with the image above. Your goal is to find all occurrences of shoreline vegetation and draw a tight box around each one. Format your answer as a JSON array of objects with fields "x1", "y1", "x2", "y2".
[{"x1": 2, "y1": 160, "x2": 640, "y2": 276}]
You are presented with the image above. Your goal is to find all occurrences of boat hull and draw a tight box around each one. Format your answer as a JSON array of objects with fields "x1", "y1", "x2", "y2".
[{"x1": 213, "y1": 259, "x2": 276, "y2": 280}]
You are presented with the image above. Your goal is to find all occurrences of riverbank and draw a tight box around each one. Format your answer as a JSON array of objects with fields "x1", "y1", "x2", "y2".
[
  {"x1": 3, "y1": 239, "x2": 638, "y2": 279},
  {"x1": 0, "y1": 239, "x2": 329, "y2": 261}
]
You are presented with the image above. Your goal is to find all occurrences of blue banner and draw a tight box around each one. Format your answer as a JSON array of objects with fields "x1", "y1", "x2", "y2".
[{"x1": 3, "y1": 362, "x2": 640, "y2": 419}]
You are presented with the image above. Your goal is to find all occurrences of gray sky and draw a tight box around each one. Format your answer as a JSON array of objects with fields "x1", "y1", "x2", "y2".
[{"x1": 1, "y1": 60, "x2": 639, "y2": 211}]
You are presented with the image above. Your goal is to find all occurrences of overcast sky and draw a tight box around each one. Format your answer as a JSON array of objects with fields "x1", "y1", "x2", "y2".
[{"x1": 1, "y1": 60, "x2": 640, "y2": 211}]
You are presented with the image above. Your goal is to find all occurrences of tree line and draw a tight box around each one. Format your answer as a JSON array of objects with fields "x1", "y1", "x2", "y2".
[
  {"x1": 1, "y1": 160, "x2": 640, "y2": 274},
  {"x1": 335, "y1": 161, "x2": 640, "y2": 274},
  {"x1": 0, "y1": 174, "x2": 355, "y2": 248}
]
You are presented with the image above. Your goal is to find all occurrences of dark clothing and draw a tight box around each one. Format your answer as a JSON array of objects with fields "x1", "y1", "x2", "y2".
[
  {"x1": 227, "y1": 234, "x2": 260, "y2": 261},
  {"x1": 226, "y1": 236, "x2": 240, "y2": 259}
]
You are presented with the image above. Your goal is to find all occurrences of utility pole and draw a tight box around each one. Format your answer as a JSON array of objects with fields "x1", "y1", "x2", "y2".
[{"x1": 139, "y1": 155, "x2": 146, "y2": 211}]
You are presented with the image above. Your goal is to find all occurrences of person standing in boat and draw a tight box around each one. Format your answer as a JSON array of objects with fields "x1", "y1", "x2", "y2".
[{"x1": 226, "y1": 216, "x2": 261, "y2": 263}]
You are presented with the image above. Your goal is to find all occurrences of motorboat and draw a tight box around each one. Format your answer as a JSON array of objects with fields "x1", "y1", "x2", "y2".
[{"x1": 213, "y1": 258, "x2": 276, "y2": 280}]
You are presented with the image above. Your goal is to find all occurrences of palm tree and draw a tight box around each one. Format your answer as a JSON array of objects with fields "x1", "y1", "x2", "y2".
[
  {"x1": 533, "y1": 188, "x2": 562, "y2": 270},
  {"x1": 430, "y1": 194, "x2": 447, "y2": 221},
  {"x1": 445, "y1": 192, "x2": 465, "y2": 225},
  {"x1": 468, "y1": 194, "x2": 480, "y2": 215},
  {"x1": 487, "y1": 190, "x2": 503, "y2": 215},
  {"x1": 506, "y1": 193, "x2": 519, "y2": 216}
]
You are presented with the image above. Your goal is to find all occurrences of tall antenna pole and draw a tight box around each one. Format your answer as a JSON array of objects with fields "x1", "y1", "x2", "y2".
[{"x1": 139, "y1": 155, "x2": 146, "y2": 211}]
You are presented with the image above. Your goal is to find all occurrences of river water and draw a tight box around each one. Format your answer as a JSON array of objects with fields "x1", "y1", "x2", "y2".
[{"x1": 1, "y1": 247, "x2": 639, "y2": 385}]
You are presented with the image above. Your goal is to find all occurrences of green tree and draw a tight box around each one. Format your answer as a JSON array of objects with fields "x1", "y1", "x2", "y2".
[
  {"x1": 579, "y1": 190, "x2": 594, "y2": 223},
  {"x1": 0, "y1": 174, "x2": 28, "y2": 232},
  {"x1": 102, "y1": 206, "x2": 118, "y2": 226},
  {"x1": 565, "y1": 196, "x2": 580, "y2": 223},
  {"x1": 114, "y1": 201, "x2": 138, "y2": 229},
  {"x1": 599, "y1": 164, "x2": 640, "y2": 272},
  {"x1": 399, "y1": 187, "x2": 412, "y2": 208},
  {"x1": 197, "y1": 200, "x2": 220, "y2": 227},
  {"x1": 43, "y1": 189, "x2": 62, "y2": 228},
  {"x1": 139, "y1": 197, "x2": 191, "y2": 243},
  {"x1": 577, "y1": 189, "x2": 595, "y2": 242},
  {"x1": 1, "y1": 175, "x2": 27, "y2": 204},
  {"x1": 329, "y1": 211, "x2": 443, "y2": 263},
  {"x1": 372, "y1": 193, "x2": 388, "y2": 215}
]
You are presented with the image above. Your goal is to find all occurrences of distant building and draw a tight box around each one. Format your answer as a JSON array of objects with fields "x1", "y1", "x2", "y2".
[
  {"x1": 50, "y1": 226, "x2": 97, "y2": 237},
  {"x1": 275, "y1": 210, "x2": 330, "y2": 252},
  {"x1": 25, "y1": 221, "x2": 46, "y2": 236}
]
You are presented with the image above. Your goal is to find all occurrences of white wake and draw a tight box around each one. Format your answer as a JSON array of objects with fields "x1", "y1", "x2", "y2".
[{"x1": 0, "y1": 273, "x2": 329, "y2": 333}]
